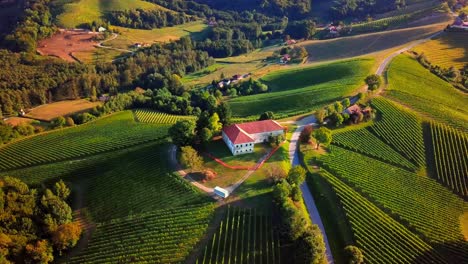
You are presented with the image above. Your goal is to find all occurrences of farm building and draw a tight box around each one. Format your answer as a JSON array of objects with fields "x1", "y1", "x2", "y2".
[{"x1": 222, "y1": 120, "x2": 284, "y2": 155}]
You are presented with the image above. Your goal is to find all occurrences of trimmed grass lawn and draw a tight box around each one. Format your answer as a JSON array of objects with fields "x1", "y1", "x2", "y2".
[
  {"x1": 24, "y1": 99, "x2": 101, "y2": 121},
  {"x1": 54, "y1": 0, "x2": 164, "y2": 28},
  {"x1": 193, "y1": 139, "x2": 270, "y2": 188},
  {"x1": 386, "y1": 54, "x2": 468, "y2": 130},
  {"x1": 228, "y1": 59, "x2": 373, "y2": 118},
  {"x1": 106, "y1": 22, "x2": 209, "y2": 49}
]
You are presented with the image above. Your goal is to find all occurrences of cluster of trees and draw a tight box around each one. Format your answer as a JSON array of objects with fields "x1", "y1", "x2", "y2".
[
  {"x1": 314, "y1": 97, "x2": 373, "y2": 128},
  {"x1": 106, "y1": 8, "x2": 196, "y2": 29},
  {"x1": 1, "y1": 0, "x2": 56, "y2": 53},
  {"x1": 299, "y1": 126, "x2": 333, "y2": 150},
  {"x1": 216, "y1": 78, "x2": 269, "y2": 97},
  {"x1": 0, "y1": 121, "x2": 36, "y2": 145},
  {"x1": 284, "y1": 20, "x2": 316, "y2": 39},
  {"x1": 169, "y1": 101, "x2": 231, "y2": 147},
  {"x1": 330, "y1": 0, "x2": 407, "y2": 19},
  {"x1": 417, "y1": 53, "x2": 468, "y2": 92},
  {"x1": 272, "y1": 166, "x2": 326, "y2": 263},
  {"x1": 276, "y1": 45, "x2": 309, "y2": 62},
  {"x1": 364, "y1": 74, "x2": 383, "y2": 91},
  {"x1": 0, "y1": 177, "x2": 82, "y2": 263}
]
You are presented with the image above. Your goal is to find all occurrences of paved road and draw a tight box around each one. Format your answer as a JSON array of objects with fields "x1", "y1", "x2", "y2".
[{"x1": 288, "y1": 115, "x2": 335, "y2": 264}]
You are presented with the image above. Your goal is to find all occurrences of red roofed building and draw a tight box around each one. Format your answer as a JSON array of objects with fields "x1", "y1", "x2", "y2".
[{"x1": 222, "y1": 120, "x2": 285, "y2": 155}]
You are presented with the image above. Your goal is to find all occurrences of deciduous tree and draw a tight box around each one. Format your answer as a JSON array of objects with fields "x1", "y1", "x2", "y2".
[
  {"x1": 313, "y1": 127, "x2": 332, "y2": 149},
  {"x1": 344, "y1": 245, "x2": 364, "y2": 264},
  {"x1": 169, "y1": 120, "x2": 196, "y2": 147},
  {"x1": 180, "y1": 146, "x2": 203, "y2": 172},
  {"x1": 52, "y1": 222, "x2": 82, "y2": 253},
  {"x1": 365, "y1": 74, "x2": 382, "y2": 91}
]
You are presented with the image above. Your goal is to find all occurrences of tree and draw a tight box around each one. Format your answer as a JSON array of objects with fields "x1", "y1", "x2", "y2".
[
  {"x1": 288, "y1": 166, "x2": 306, "y2": 186},
  {"x1": 169, "y1": 120, "x2": 196, "y2": 147},
  {"x1": 25, "y1": 240, "x2": 54, "y2": 264},
  {"x1": 365, "y1": 74, "x2": 382, "y2": 91},
  {"x1": 200, "y1": 127, "x2": 213, "y2": 143},
  {"x1": 296, "y1": 225, "x2": 326, "y2": 264},
  {"x1": 217, "y1": 101, "x2": 232, "y2": 126},
  {"x1": 344, "y1": 245, "x2": 364, "y2": 264},
  {"x1": 273, "y1": 180, "x2": 291, "y2": 202},
  {"x1": 266, "y1": 164, "x2": 287, "y2": 183},
  {"x1": 315, "y1": 109, "x2": 326, "y2": 124},
  {"x1": 180, "y1": 146, "x2": 203, "y2": 172},
  {"x1": 54, "y1": 180, "x2": 70, "y2": 201},
  {"x1": 313, "y1": 127, "x2": 332, "y2": 149},
  {"x1": 53, "y1": 117, "x2": 66, "y2": 128},
  {"x1": 41, "y1": 190, "x2": 73, "y2": 232},
  {"x1": 334, "y1": 101, "x2": 343, "y2": 113},
  {"x1": 65, "y1": 117, "x2": 75, "y2": 126},
  {"x1": 342, "y1": 98, "x2": 351, "y2": 108},
  {"x1": 259, "y1": 111, "x2": 275, "y2": 121},
  {"x1": 208, "y1": 113, "x2": 222, "y2": 134},
  {"x1": 52, "y1": 222, "x2": 82, "y2": 253},
  {"x1": 299, "y1": 125, "x2": 313, "y2": 144},
  {"x1": 291, "y1": 185, "x2": 302, "y2": 202},
  {"x1": 331, "y1": 112, "x2": 344, "y2": 127}
]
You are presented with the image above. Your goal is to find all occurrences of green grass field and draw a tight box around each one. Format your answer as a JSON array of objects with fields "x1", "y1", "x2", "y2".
[
  {"x1": 54, "y1": 0, "x2": 164, "y2": 28},
  {"x1": 386, "y1": 54, "x2": 468, "y2": 130},
  {"x1": 0, "y1": 111, "x2": 169, "y2": 171},
  {"x1": 227, "y1": 59, "x2": 373, "y2": 118}
]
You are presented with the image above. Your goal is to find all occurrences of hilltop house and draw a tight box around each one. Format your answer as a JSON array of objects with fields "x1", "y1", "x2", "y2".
[{"x1": 222, "y1": 120, "x2": 285, "y2": 155}]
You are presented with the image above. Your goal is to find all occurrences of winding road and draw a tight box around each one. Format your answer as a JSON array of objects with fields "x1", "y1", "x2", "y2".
[{"x1": 288, "y1": 25, "x2": 448, "y2": 263}]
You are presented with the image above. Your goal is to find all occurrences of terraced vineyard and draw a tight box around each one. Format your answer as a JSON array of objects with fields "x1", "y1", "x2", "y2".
[
  {"x1": 0, "y1": 111, "x2": 169, "y2": 171},
  {"x1": 386, "y1": 55, "x2": 468, "y2": 130},
  {"x1": 134, "y1": 109, "x2": 196, "y2": 124},
  {"x1": 228, "y1": 59, "x2": 373, "y2": 117},
  {"x1": 318, "y1": 169, "x2": 446, "y2": 264},
  {"x1": 318, "y1": 146, "x2": 468, "y2": 262},
  {"x1": 69, "y1": 204, "x2": 215, "y2": 263},
  {"x1": 332, "y1": 128, "x2": 416, "y2": 170},
  {"x1": 429, "y1": 122, "x2": 468, "y2": 198},
  {"x1": 197, "y1": 206, "x2": 281, "y2": 264},
  {"x1": 370, "y1": 98, "x2": 426, "y2": 168}
]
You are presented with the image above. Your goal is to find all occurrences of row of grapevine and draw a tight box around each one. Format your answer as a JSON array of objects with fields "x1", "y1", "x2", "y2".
[
  {"x1": 370, "y1": 98, "x2": 426, "y2": 167},
  {"x1": 318, "y1": 146, "x2": 468, "y2": 262},
  {"x1": 133, "y1": 109, "x2": 196, "y2": 124},
  {"x1": 332, "y1": 128, "x2": 416, "y2": 171},
  {"x1": 430, "y1": 122, "x2": 468, "y2": 198},
  {"x1": 69, "y1": 203, "x2": 215, "y2": 263},
  {"x1": 197, "y1": 206, "x2": 281, "y2": 264},
  {"x1": 0, "y1": 111, "x2": 169, "y2": 171},
  {"x1": 351, "y1": 5, "x2": 438, "y2": 34},
  {"x1": 319, "y1": 169, "x2": 446, "y2": 264}
]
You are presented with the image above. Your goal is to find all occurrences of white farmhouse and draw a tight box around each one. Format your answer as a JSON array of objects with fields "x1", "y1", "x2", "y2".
[{"x1": 222, "y1": 120, "x2": 285, "y2": 155}]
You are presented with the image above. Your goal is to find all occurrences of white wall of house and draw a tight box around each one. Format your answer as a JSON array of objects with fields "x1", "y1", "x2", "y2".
[
  {"x1": 222, "y1": 129, "x2": 284, "y2": 156},
  {"x1": 250, "y1": 130, "x2": 284, "y2": 143}
]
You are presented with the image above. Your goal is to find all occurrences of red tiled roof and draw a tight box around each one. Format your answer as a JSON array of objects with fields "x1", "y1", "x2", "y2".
[{"x1": 223, "y1": 120, "x2": 284, "y2": 144}]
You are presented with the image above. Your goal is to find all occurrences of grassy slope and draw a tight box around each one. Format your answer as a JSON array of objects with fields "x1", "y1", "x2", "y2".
[
  {"x1": 55, "y1": 0, "x2": 163, "y2": 28},
  {"x1": 386, "y1": 54, "x2": 468, "y2": 130},
  {"x1": 413, "y1": 32, "x2": 468, "y2": 70},
  {"x1": 228, "y1": 59, "x2": 373, "y2": 118}
]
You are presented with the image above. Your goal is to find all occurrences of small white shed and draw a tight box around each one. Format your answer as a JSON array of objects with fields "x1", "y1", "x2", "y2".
[{"x1": 214, "y1": 186, "x2": 229, "y2": 198}]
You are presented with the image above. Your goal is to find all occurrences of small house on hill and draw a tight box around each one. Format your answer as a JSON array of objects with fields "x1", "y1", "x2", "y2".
[
  {"x1": 98, "y1": 27, "x2": 106, "y2": 33},
  {"x1": 222, "y1": 120, "x2": 285, "y2": 155}
]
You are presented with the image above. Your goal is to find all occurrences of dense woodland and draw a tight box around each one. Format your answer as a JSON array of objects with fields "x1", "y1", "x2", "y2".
[
  {"x1": 0, "y1": 177, "x2": 81, "y2": 263},
  {"x1": 330, "y1": 0, "x2": 407, "y2": 19},
  {"x1": 107, "y1": 8, "x2": 196, "y2": 29}
]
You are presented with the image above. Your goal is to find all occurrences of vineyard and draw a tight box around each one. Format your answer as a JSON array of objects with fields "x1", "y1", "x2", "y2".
[
  {"x1": 317, "y1": 146, "x2": 468, "y2": 262},
  {"x1": 69, "y1": 203, "x2": 215, "y2": 263},
  {"x1": 429, "y1": 122, "x2": 468, "y2": 198},
  {"x1": 413, "y1": 33, "x2": 468, "y2": 70},
  {"x1": 134, "y1": 109, "x2": 196, "y2": 124},
  {"x1": 370, "y1": 98, "x2": 426, "y2": 168},
  {"x1": 332, "y1": 128, "x2": 416, "y2": 171},
  {"x1": 197, "y1": 206, "x2": 281, "y2": 264},
  {"x1": 318, "y1": 169, "x2": 446, "y2": 264},
  {"x1": 0, "y1": 111, "x2": 169, "y2": 171},
  {"x1": 386, "y1": 55, "x2": 468, "y2": 130},
  {"x1": 350, "y1": 4, "x2": 441, "y2": 34},
  {"x1": 228, "y1": 59, "x2": 373, "y2": 117}
]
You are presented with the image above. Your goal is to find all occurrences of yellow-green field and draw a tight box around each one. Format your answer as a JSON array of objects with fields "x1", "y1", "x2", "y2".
[
  {"x1": 413, "y1": 32, "x2": 468, "y2": 69},
  {"x1": 73, "y1": 48, "x2": 128, "y2": 64},
  {"x1": 105, "y1": 22, "x2": 208, "y2": 49},
  {"x1": 55, "y1": 0, "x2": 166, "y2": 28}
]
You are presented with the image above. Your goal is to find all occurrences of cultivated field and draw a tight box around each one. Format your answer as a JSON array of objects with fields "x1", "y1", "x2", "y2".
[
  {"x1": 429, "y1": 122, "x2": 468, "y2": 198},
  {"x1": 413, "y1": 32, "x2": 468, "y2": 70},
  {"x1": 24, "y1": 99, "x2": 101, "y2": 121},
  {"x1": 298, "y1": 23, "x2": 449, "y2": 64},
  {"x1": 37, "y1": 30, "x2": 100, "y2": 62},
  {"x1": 197, "y1": 206, "x2": 281, "y2": 264},
  {"x1": 386, "y1": 55, "x2": 468, "y2": 130},
  {"x1": 133, "y1": 109, "x2": 196, "y2": 124},
  {"x1": 0, "y1": 111, "x2": 169, "y2": 171},
  {"x1": 54, "y1": 0, "x2": 164, "y2": 28},
  {"x1": 2, "y1": 117, "x2": 35, "y2": 127},
  {"x1": 227, "y1": 59, "x2": 373, "y2": 118}
]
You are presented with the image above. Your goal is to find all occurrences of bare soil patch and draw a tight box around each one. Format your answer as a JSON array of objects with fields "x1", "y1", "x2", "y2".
[
  {"x1": 37, "y1": 29, "x2": 100, "y2": 62},
  {"x1": 3, "y1": 117, "x2": 35, "y2": 126},
  {"x1": 24, "y1": 99, "x2": 101, "y2": 121}
]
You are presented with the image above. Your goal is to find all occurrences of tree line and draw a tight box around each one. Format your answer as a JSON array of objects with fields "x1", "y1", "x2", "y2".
[
  {"x1": 106, "y1": 8, "x2": 196, "y2": 29},
  {"x1": 330, "y1": 0, "x2": 407, "y2": 19}
]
